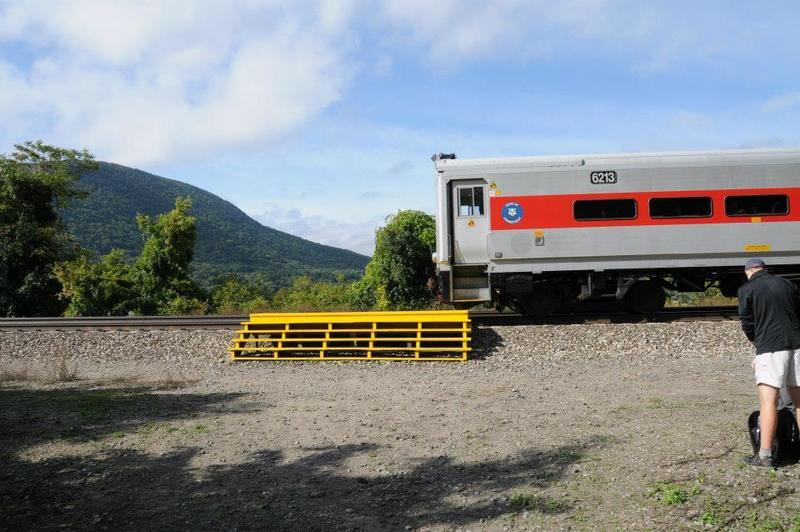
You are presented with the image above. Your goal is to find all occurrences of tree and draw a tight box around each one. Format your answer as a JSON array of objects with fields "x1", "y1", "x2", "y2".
[
  {"x1": 0, "y1": 141, "x2": 97, "y2": 316},
  {"x1": 353, "y1": 210, "x2": 436, "y2": 310},
  {"x1": 132, "y1": 196, "x2": 204, "y2": 314},
  {"x1": 55, "y1": 250, "x2": 137, "y2": 316},
  {"x1": 210, "y1": 275, "x2": 270, "y2": 314},
  {"x1": 57, "y1": 197, "x2": 206, "y2": 316},
  {"x1": 271, "y1": 275, "x2": 353, "y2": 312}
]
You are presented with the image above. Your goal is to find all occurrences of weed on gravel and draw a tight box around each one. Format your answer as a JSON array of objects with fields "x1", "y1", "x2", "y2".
[
  {"x1": 647, "y1": 482, "x2": 692, "y2": 505},
  {"x1": 508, "y1": 492, "x2": 569, "y2": 514}
]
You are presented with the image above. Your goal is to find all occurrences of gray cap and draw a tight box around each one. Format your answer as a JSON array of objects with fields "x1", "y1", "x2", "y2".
[{"x1": 744, "y1": 258, "x2": 766, "y2": 270}]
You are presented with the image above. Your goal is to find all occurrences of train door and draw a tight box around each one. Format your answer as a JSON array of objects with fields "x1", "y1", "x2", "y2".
[{"x1": 452, "y1": 179, "x2": 489, "y2": 264}]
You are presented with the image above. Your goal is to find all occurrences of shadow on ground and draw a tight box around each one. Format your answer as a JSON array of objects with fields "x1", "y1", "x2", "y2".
[
  {"x1": 470, "y1": 326, "x2": 505, "y2": 360},
  {"x1": 0, "y1": 383, "x2": 252, "y2": 456},
  {"x1": 0, "y1": 383, "x2": 609, "y2": 530}
]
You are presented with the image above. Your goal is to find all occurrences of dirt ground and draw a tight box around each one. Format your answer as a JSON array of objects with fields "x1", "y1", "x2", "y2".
[{"x1": 1, "y1": 327, "x2": 799, "y2": 531}]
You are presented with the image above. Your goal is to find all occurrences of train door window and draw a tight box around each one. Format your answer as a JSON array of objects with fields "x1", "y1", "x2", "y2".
[
  {"x1": 458, "y1": 186, "x2": 485, "y2": 217},
  {"x1": 573, "y1": 198, "x2": 636, "y2": 220},
  {"x1": 725, "y1": 194, "x2": 789, "y2": 216},
  {"x1": 649, "y1": 197, "x2": 712, "y2": 218}
]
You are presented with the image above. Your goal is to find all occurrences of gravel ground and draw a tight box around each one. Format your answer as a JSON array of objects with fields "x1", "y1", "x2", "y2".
[{"x1": 1, "y1": 322, "x2": 798, "y2": 531}]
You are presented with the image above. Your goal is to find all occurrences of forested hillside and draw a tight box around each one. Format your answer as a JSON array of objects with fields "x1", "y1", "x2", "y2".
[{"x1": 61, "y1": 163, "x2": 368, "y2": 288}]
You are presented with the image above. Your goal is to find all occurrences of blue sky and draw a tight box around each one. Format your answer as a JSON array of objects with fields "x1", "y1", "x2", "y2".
[{"x1": 1, "y1": 1, "x2": 800, "y2": 255}]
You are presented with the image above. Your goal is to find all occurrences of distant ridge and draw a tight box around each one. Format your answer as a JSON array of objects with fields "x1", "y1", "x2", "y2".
[{"x1": 61, "y1": 162, "x2": 369, "y2": 287}]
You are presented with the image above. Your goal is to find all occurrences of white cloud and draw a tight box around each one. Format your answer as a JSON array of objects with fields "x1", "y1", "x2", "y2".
[
  {"x1": 0, "y1": 0, "x2": 356, "y2": 165},
  {"x1": 377, "y1": 1, "x2": 800, "y2": 71},
  {"x1": 251, "y1": 203, "x2": 382, "y2": 256},
  {"x1": 762, "y1": 92, "x2": 800, "y2": 113},
  {"x1": 2, "y1": 0, "x2": 798, "y2": 168}
]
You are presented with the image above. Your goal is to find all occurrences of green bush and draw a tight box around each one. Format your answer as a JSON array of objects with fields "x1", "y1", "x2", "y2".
[
  {"x1": 353, "y1": 210, "x2": 435, "y2": 310},
  {"x1": 270, "y1": 275, "x2": 354, "y2": 312}
]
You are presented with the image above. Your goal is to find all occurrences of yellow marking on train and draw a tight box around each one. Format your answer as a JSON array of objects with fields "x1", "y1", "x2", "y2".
[
  {"x1": 750, "y1": 216, "x2": 762, "y2": 223},
  {"x1": 467, "y1": 218, "x2": 476, "y2": 227},
  {"x1": 744, "y1": 244, "x2": 771, "y2": 252},
  {"x1": 534, "y1": 230, "x2": 544, "y2": 238}
]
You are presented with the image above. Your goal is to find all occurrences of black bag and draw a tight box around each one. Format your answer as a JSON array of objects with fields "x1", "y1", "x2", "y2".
[{"x1": 748, "y1": 408, "x2": 800, "y2": 462}]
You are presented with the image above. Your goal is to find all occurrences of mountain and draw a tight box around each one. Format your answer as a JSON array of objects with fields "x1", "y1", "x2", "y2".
[{"x1": 61, "y1": 162, "x2": 369, "y2": 288}]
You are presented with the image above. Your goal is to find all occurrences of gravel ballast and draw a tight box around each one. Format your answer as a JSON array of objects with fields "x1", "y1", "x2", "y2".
[{"x1": 1, "y1": 321, "x2": 754, "y2": 377}]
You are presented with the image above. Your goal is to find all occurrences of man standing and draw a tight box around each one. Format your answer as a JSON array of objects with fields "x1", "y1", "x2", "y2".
[{"x1": 738, "y1": 258, "x2": 800, "y2": 467}]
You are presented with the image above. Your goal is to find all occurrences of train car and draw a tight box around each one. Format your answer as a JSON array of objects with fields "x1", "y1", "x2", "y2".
[{"x1": 432, "y1": 148, "x2": 800, "y2": 316}]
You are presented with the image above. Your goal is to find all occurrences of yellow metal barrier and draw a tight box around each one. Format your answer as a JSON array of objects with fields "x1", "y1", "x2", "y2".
[{"x1": 228, "y1": 310, "x2": 470, "y2": 361}]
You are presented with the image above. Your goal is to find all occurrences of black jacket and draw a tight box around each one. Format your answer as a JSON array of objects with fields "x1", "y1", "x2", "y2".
[{"x1": 737, "y1": 270, "x2": 800, "y2": 354}]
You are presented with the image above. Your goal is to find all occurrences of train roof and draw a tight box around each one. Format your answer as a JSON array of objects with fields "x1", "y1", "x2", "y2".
[{"x1": 433, "y1": 147, "x2": 800, "y2": 174}]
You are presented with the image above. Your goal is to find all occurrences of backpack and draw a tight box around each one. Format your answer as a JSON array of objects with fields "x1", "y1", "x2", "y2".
[{"x1": 748, "y1": 408, "x2": 800, "y2": 463}]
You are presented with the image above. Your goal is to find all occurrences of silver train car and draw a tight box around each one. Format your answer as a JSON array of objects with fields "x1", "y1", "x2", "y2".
[{"x1": 432, "y1": 148, "x2": 800, "y2": 316}]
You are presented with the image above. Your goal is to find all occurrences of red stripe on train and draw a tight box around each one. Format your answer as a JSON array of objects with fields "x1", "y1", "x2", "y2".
[{"x1": 489, "y1": 187, "x2": 800, "y2": 230}]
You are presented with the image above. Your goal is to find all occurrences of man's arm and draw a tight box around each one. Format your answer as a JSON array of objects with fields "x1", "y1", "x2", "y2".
[{"x1": 738, "y1": 285, "x2": 755, "y2": 342}]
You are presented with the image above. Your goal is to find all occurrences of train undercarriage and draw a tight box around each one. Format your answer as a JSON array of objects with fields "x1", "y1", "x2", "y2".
[{"x1": 440, "y1": 266, "x2": 800, "y2": 317}]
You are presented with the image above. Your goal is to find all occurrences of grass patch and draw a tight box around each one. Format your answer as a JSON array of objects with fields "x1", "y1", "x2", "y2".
[
  {"x1": 509, "y1": 492, "x2": 535, "y2": 511},
  {"x1": 508, "y1": 492, "x2": 569, "y2": 514},
  {"x1": 572, "y1": 510, "x2": 589, "y2": 524},
  {"x1": 701, "y1": 508, "x2": 723, "y2": 526},
  {"x1": 745, "y1": 510, "x2": 784, "y2": 532},
  {"x1": 645, "y1": 396, "x2": 666, "y2": 409},
  {"x1": 150, "y1": 372, "x2": 197, "y2": 389},
  {"x1": 647, "y1": 482, "x2": 691, "y2": 505}
]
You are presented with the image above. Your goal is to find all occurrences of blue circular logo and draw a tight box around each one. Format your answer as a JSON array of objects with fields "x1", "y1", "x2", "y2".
[{"x1": 501, "y1": 202, "x2": 523, "y2": 224}]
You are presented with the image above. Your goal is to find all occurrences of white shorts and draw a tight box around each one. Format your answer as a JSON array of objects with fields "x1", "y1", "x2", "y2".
[{"x1": 753, "y1": 348, "x2": 800, "y2": 388}]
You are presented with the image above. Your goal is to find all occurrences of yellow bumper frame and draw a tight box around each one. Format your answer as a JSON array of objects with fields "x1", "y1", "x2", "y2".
[{"x1": 228, "y1": 310, "x2": 470, "y2": 361}]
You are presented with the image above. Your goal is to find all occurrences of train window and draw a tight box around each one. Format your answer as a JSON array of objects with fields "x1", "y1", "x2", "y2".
[
  {"x1": 649, "y1": 197, "x2": 712, "y2": 218},
  {"x1": 725, "y1": 194, "x2": 788, "y2": 216},
  {"x1": 458, "y1": 186, "x2": 485, "y2": 217},
  {"x1": 573, "y1": 199, "x2": 636, "y2": 220}
]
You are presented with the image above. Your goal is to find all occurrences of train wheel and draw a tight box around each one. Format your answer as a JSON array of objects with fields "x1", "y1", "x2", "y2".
[
  {"x1": 624, "y1": 281, "x2": 666, "y2": 316},
  {"x1": 521, "y1": 282, "x2": 555, "y2": 317}
]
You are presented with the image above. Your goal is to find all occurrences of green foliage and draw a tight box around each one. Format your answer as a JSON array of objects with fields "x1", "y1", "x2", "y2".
[
  {"x1": 58, "y1": 198, "x2": 207, "y2": 316},
  {"x1": 354, "y1": 210, "x2": 435, "y2": 310},
  {"x1": 0, "y1": 141, "x2": 97, "y2": 316},
  {"x1": 666, "y1": 286, "x2": 736, "y2": 307},
  {"x1": 509, "y1": 492, "x2": 535, "y2": 511},
  {"x1": 270, "y1": 275, "x2": 354, "y2": 312},
  {"x1": 210, "y1": 275, "x2": 271, "y2": 314},
  {"x1": 745, "y1": 511, "x2": 784, "y2": 532},
  {"x1": 647, "y1": 482, "x2": 690, "y2": 505},
  {"x1": 507, "y1": 492, "x2": 568, "y2": 514},
  {"x1": 132, "y1": 197, "x2": 205, "y2": 314},
  {"x1": 701, "y1": 508, "x2": 722, "y2": 526},
  {"x1": 55, "y1": 250, "x2": 137, "y2": 316},
  {"x1": 60, "y1": 162, "x2": 368, "y2": 289}
]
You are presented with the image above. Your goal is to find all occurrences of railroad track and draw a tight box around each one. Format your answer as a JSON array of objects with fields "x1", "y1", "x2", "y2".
[
  {"x1": 0, "y1": 315, "x2": 249, "y2": 330},
  {"x1": 0, "y1": 306, "x2": 739, "y2": 330}
]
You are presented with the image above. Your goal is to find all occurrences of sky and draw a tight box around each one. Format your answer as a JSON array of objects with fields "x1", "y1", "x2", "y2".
[{"x1": 1, "y1": 1, "x2": 800, "y2": 256}]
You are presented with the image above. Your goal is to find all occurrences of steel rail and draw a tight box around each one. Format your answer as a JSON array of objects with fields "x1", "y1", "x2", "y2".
[
  {"x1": 0, "y1": 306, "x2": 739, "y2": 330},
  {"x1": 0, "y1": 315, "x2": 249, "y2": 330}
]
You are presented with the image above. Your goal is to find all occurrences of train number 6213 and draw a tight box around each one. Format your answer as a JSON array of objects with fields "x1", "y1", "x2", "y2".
[{"x1": 590, "y1": 170, "x2": 618, "y2": 184}]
